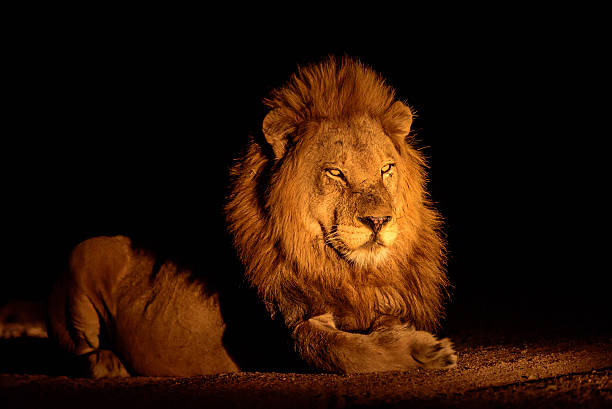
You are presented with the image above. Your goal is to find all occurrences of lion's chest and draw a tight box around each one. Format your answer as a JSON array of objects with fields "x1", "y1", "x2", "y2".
[{"x1": 325, "y1": 285, "x2": 409, "y2": 332}]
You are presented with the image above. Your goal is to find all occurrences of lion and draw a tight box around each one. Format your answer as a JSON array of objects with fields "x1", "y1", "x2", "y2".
[{"x1": 46, "y1": 56, "x2": 456, "y2": 377}]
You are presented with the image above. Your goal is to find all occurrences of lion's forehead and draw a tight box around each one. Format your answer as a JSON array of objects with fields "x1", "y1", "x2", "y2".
[{"x1": 313, "y1": 119, "x2": 397, "y2": 169}]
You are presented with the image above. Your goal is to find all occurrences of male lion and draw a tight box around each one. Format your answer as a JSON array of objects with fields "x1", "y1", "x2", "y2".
[{"x1": 47, "y1": 57, "x2": 456, "y2": 377}]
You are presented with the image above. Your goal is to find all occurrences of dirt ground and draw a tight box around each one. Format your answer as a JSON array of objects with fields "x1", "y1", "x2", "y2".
[{"x1": 0, "y1": 301, "x2": 611, "y2": 409}]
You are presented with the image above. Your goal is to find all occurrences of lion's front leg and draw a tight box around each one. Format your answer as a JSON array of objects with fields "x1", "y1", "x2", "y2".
[{"x1": 292, "y1": 313, "x2": 457, "y2": 373}]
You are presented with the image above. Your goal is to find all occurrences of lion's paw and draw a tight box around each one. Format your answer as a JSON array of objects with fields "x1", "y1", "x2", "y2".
[
  {"x1": 84, "y1": 349, "x2": 130, "y2": 378},
  {"x1": 410, "y1": 332, "x2": 457, "y2": 369}
]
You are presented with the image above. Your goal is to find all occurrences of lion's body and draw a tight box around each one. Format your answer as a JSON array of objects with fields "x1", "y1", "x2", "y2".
[
  {"x1": 47, "y1": 236, "x2": 238, "y2": 376},
  {"x1": 47, "y1": 57, "x2": 456, "y2": 377}
]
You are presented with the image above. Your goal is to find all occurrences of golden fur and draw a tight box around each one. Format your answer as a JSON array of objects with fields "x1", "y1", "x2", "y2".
[
  {"x1": 226, "y1": 57, "x2": 456, "y2": 372},
  {"x1": 47, "y1": 236, "x2": 240, "y2": 377},
  {"x1": 46, "y1": 57, "x2": 456, "y2": 377},
  {"x1": 227, "y1": 57, "x2": 448, "y2": 331}
]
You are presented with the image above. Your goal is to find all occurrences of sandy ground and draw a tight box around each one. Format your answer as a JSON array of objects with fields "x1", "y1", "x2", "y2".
[{"x1": 0, "y1": 301, "x2": 611, "y2": 409}]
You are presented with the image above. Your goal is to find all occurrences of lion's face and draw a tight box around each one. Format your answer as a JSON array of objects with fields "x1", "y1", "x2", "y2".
[
  {"x1": 227, "y1": 57, "x2": 447, "y2": 330},
  {"x1": 308, "y1": 117, "x2": 400, "y2": 267},
  {"x1": 270, "y1": 115, "x2": 421, "y2": 269}
]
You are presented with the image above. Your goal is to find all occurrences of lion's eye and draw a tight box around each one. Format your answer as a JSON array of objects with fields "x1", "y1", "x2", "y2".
[
  {"x1": 326, "y1": 168, "x2": 345, "y2": 179},
  {"x1": 381, "y1": 163, "x2": 394, "y2": 175}
]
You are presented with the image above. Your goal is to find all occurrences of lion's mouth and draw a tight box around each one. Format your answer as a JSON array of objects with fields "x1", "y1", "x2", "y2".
[
  {"x1": 325, "y1": 224, "x2": 392, "y2": 266},
  {"x1": 363, "y1": 236, "x2": 386, "y2": 248}
]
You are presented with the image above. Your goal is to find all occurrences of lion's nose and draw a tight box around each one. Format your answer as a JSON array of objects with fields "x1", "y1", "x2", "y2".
[{"x1": 358, "y1": 216, "x2": 391, "y2": 234}]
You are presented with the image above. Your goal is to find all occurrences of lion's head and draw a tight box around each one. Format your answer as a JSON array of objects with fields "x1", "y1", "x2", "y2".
[{"x1": 226, "y1": 57, "x2": 448, "y2": 332}]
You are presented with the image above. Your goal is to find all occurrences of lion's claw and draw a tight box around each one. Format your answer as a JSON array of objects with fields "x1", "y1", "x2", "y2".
[{"x1": 411, "y1": 335, "x2": 457, "y2": 369}]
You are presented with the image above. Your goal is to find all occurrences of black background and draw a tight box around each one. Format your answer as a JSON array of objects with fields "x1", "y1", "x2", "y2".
[{"x1": 3, "y1": 10, "x2": 608, "y2": 331}]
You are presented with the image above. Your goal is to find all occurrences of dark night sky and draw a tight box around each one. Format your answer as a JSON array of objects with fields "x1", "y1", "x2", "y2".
[{"x1": 3, "y1": 13, "x2": 608, "y2": 328}]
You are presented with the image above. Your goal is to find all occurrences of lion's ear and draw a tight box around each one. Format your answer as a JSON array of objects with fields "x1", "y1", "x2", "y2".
[
  {"x1": 383, "y1": 101, "x2": 413, "y2": 140},
  {"x1": 262, "y1": 109, "x2": 296, "y2": 159}
]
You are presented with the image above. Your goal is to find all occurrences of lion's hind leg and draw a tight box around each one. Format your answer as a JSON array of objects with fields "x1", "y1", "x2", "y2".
[
  {"x1": 81, "y1": 349, "x2": 129, "y2": 378},
  {"x1": 48, "y1": 279, "x2": 130, "y2": 378},
  {"x1": 67, "y1": 292, "x2": 130, "y2": 378},
  {"x1": 46, "y1": 236, "x2": 133, "y2": 378}
]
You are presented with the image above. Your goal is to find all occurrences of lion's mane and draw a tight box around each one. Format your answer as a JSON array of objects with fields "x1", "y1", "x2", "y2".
[{"x1": 226, "y1": 57, "x2": 449, "y2": 332}]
